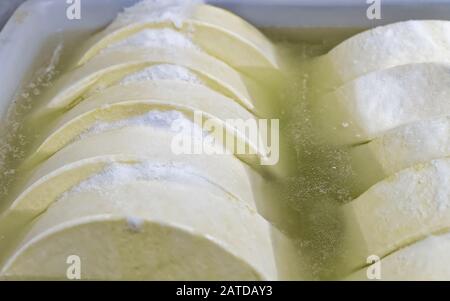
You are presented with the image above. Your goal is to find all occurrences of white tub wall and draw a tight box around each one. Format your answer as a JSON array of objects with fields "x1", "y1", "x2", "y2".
[
  {"x1": 0, "y1": 0, "x2": 26, "y2": 29},
  {"x1": 0, "y1": 0, "x2": 136, "y2": 122},
  {"x1": 209, "y1": 0, "x2": 450, "y2": 27}
]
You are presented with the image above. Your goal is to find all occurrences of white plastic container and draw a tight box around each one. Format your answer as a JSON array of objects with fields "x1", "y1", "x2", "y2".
[{"x1": 2, "y1": 0, "x2": 450, "y2": 122}]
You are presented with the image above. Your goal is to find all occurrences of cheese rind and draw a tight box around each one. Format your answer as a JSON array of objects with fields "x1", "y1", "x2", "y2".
[
  {"x1": 346, "y1": 233, "x2": 450, "y2": 281},
  {"x1": 343, "y1": 158, "x2": 450, "y2": 271},
  {"x1": 313, "y1": 20, "x2": 450, "y2": 89},
  {"x1": 0, "y1": 126, "x2": 258, "y2": 260},
  {"x1": 1, "y1": 179, "x2": 277, "y2": 280},
  {"x1": 41, "y1": 47, "x2": 255, "y2": 112},
  {"x1": 314, "y1": 62, "x2": 450, "y2": 145},
  {"x1": 76, "y1": 4, "x2": 279, "y2": 70},
  {"x1": 350, "y1": 116, "x2": 450, "y2": 194},
  {"x1": 27, "y1": 81, "x2": 264, "y2": 168}
]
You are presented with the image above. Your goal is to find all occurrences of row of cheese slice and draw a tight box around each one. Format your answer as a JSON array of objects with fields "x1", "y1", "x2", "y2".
[
  {"x1": 312, "y1": 20, "x2": 450, "y2": 279},
  {"x1": 0, "y1": 2, "x2": 285, "y2": 280}
]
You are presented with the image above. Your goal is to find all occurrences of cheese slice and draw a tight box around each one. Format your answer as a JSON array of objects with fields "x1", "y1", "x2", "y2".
[
  {"x1": 38, "y1": 47, "x2": 256, "y2": 112},
  {"x1": 0, "y1": 126, "x2": 258, "y2": 262},
  {"x1": 5, "y1": 125, "x2": 256, "y2": 217},
  {"x1": 27, "y1": 81, "x2": 265, "y2": 169},
  {"x1": 346, "y1": 233, "x2": 450, "y2": 280},
  {"x1": 312, "y1": 20, "x2": 450, "y2": 90},
  {"x1": 313, "y1": 62, "x2": 450, "y2": 145},
  {"x1": 76, "y1": 4, "x2": 278, "y2": 71},
  {"x1": 343, "y1": 158, "x2": 450, "y2": 272},
  {"x1": 350, "y1": 116, "x2": 450, "y2": 195},
  {"x1": 0, "y1": 177, "x2": 277, "y2": 280}
]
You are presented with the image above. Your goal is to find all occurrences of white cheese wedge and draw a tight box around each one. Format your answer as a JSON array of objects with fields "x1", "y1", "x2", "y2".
[
  {"x1": 39, "y1": 47, "x2": 256, "y2": 112},
  {"x1": 346, "y1": 233, "x2": 450, "y2": 280},
  {"x1": 343, "y1": 158, "x2": 450, "y2": 272},
  {"x1": 27, "y1": 81, "x2": 265, "y2": 169},
  {"x1": 313, "y1": 62, "x2": 450, "y2": 145},
  {"x1": 76, "y1": 4, "x2": 279, "y2": 71},
  {"x1": 0, "y1": 126, "x2": 259, "y2": 261},
  {"x1": 4, "y1": 125, "x2": 256, "y2": 218},
  {"x1": 1, "y1": 177, "x2": 277, "y2": 280},
  {"x1": 350, "y1": 116, "x2": 450, "y2": 195},
  {"x1": 312, "y1": 20, "x2": 450, "y2": 90},
  {"x1": 31, "y1": 126, "x2": 255, "y2": 206}
]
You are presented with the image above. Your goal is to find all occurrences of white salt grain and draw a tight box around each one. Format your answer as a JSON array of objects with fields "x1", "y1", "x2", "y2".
[
  {"x1": 105, "y1": 28, "x2": 198, "y2": 52},
  {"x1": 112, "y1": 0, "x2": 203, "y2": 29},
  {"x1": 59, "y1": 161, "x2": 206, "y2": 201},
  {"x1": 120, "y1": 64, "x2": 203, "y2": 85},
  {"x1": 126, "y1": 216, "x2": 145, "y2": 232},
  {"x1": 82, "y1": 110, "x2": 205, "y2": 138}
]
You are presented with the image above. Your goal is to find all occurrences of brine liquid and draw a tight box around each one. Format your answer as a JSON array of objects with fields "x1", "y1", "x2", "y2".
[{"x1": 250, "y1": 27, "x2": 367, "y2": 279}]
